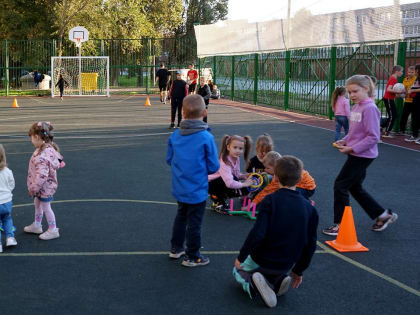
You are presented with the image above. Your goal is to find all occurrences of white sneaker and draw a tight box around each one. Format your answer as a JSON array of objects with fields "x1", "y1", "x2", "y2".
[
  {"x1": 24, "y1": 223, "x2": 43, "y2": 234},
  {"x1": 277, "y1": 276, "x2": 292, "y2": 296},
  {"x1": 415, "y1": 138, "x2": 420, "y2": 145},
  {"x1": 39, "y1": 228, "x2": 60, "y2": 240},
  {"x1": 6, "y1": 237, "x2": 17, "y2": 247},
  {"x1": 252, "y1": 272, "x2": 277, "y2": 308},
  {"x1": 404, "y1": 136, "x2": 417, "y2": 142}
]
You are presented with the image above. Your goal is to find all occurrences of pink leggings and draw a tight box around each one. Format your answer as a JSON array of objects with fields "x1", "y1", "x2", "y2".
[{"x1": 34, "y1": 198, "x2": 56, "y2": 229}]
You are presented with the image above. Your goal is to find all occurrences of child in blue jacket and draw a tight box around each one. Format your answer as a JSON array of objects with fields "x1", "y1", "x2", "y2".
[{"x1": 166, "y1": 94, "x2": 220, "y2": 267}]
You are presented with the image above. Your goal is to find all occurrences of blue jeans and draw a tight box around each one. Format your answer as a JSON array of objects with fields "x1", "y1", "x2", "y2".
[
  {"x1": 335, "y1": 115, "x2": 349, "y2": 141},
  {"x1": 170, "y1": 201, "x2": 206, "y2": 259},
  {"x1": 0, "y1": 201, "x2": 14, "y2": 241}
]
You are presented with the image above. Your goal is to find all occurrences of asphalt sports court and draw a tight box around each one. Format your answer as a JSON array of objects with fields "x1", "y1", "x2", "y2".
[{"x1": 0, "y1": 95, "x2": 419, "y2": 314}]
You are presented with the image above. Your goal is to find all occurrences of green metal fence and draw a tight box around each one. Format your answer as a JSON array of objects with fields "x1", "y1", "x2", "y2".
[
  {"x1": 0, "y1": 36, "x2": 197, "y2": 95},
  {"x1": 204, "y1": 38, "x2": 420, "y2": 120}
]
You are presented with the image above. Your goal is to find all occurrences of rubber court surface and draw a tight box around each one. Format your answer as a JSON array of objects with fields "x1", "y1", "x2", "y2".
[{"x1": 0, "y1": 95, "x2": 419, "y2": 314}]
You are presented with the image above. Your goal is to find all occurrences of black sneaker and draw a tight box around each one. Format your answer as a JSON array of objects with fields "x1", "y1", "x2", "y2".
[
  {"x1": 181, "y1": 255, "x2": 210, "y2": 267},
  {"x1": 169, "y1": 248, "x2": 185, "y2": 259},
  {"x1": 322, "y1": 224, "x2": 340, "y2": 236},
  {"x1": 169, "y1": 123, "x2": 175, "y2": 129},
  {"x1": 251, "y1": 272, "x2": 277, "y2": 308},
  {"x1": 214, "y1": 202, "x2": 230, "y2": 215}
]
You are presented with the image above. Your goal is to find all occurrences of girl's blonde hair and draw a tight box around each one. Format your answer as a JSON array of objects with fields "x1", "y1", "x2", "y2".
[
  {"x1": 331, "y1": 86, "x2": 346, "y2": 111},
  {"x1": 346, "y1": 75, "x2": 375, "y2": 98},
  {"x1": 28, "y1": 121, "x2": 60, "y2": 153},
  {"x1": 0, "y1": 144, "x2": 6, "y2": 171},
  {"x1": 255, "y1": 133, "x2": 274, "y2": 154},
  {"x1": 220, "y1": 135, "x2": 252, "y2": 166}
]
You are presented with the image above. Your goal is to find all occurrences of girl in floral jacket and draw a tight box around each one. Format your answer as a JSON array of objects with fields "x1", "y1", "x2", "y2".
[{"x1": 24, "y1": 122, "x2": 65, "y2": 240}]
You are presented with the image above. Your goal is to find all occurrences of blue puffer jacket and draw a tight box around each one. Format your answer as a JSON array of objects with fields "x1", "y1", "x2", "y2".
[{"x1": 166, "y1": 120, "x2": 220, "y2": 204}]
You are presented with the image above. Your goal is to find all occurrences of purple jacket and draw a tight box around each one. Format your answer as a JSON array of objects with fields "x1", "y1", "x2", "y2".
[
  {"x1": 334, "y1": 96, "x2": 350, "y2": 117},
  {"x1": 27, "y1": 144, "x2": 64, "y2": 198},
  {"x1": 208, "y1": 155, "x2": 245, "y2": 189},
  {"x1": 342, "y1": 98, "x2": 380, "y2": 159}
]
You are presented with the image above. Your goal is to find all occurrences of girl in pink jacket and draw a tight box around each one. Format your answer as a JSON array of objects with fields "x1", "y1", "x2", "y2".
[
  {"x1": 208, "y1": 135, "x2": 253, "y2": 214},
  {"x1": 24, "y1": 122, "x2": 65, "y2": 240}
]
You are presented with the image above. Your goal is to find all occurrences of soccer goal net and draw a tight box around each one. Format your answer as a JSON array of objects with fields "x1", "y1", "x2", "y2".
[{"x1": 51, "y1": 56, "x2": 109, "y2": 97}]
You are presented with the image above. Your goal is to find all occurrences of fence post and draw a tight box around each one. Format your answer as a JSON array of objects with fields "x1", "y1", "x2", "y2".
[
  {"x1": 284, "y1": 50, "x2": 290, "y2": 111},
  {"x1": 5, "y1": 40, "x2": 9, "y2": 96},
  {"x1": 395, "y1": 41, "x2": 407, "y2": 132},
  {"x1": 254, "y1": 53, "x2": 259, "y2": 105},
  {"x1": 329, "y1": 46, "x2": 337, "y2": 120},
  {"x1": 146, "y1": 38, "x2": 151, "y2": 94},
  {"x1": 213, "y1": 56, "x2": 216, "y2": 85},
  {"x1": 231, "y1": 55, "x2": 235, "y2": 101}
]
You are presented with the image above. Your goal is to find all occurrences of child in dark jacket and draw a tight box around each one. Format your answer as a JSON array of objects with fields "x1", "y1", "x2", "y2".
[
  {"x1": 167, "y1": 94, "x2": 220, "y2": 267},
  {"x1": 196, "y1": 77, "x2": 211, "y2": 123},
  {"x1": 233, "y1": 155, "x2": 318, "y2": 308}
]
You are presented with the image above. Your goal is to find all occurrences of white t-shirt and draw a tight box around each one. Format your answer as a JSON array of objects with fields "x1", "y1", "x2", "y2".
[{"x1": 0, "y1": 167, "x2": 15, "y2": 204}]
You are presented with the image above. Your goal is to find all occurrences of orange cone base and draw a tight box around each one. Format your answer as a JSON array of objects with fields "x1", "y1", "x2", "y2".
[
  {"x1": 325, "y1": 240, "x2": 369, "y2": 252},
  {"x1": 144, "y1": 96, "x2": 151, "y2": 106}
]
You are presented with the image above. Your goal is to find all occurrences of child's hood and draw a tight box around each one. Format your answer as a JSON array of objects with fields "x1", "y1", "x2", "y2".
[{"x1": 38, "y1": 145, "x2": 64, "y2": 170}]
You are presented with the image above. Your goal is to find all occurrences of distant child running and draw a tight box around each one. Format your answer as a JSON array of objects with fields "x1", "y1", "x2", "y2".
[
  {"x1": 25, "y1": 122, "x2": 65, "y2": 240},
  {"x1": 167, "y1": 95, "x2": 219, "y2": 267},
  {"x1": 252, "y1": 151, "x2": 316, "y2": 205},
  {"x1": 247, "y1": 134, "x2": 274, "y2": 173},
  {"x1": 196, "y1": 77, "x2": 211, "y2": 123},
  {"x1": 155, "y1": 63, "x2": 171, "y2": 104},
  {"x1": 233, "y1": 156, "x2": 318, "y2": 308},
  {"x1": 168, "y1": 70, "x2": 188, "y2": 128},
  {"x1": 208, "y1": 135, "x2": 254, "y2": 214},
  {"x1": 0, "y1": 144, "x2": 17, "y2": 252},
  {"x1": 323, "y1": 75, "x2": 398, "y2": 236},
  {"x1": 331, "y1": 86, "x2": 350, "y2": 141},
  {"x1": 55, "y1": 74, "x2": 68, "y2": 100},
  {"x1": 383, "y1": 65, "x2": 404, "y2": 137}
]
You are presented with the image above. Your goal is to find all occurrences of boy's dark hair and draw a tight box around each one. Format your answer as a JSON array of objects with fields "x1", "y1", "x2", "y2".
[
  {"x1": 183, "y1": 95, "x2": 205, "y2": 119},
  {"x1": 160, "y1": 63, "x2": 164, "y2": 67},
  {"x1": 391, "y1": 65, "x2": 403, "y2": 74},
  {"x1": 275, "y1": 155, "x2": 303, "y2": 187}
]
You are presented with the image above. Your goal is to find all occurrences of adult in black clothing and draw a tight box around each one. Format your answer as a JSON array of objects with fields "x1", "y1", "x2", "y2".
[
  {"x1": 55, "y1": 74, "x2": 68, "y2": 100},
  {"x1": 233, "y1": 156, "x2": 318, "y2": 308},
  {"x1": 196, "y1": 77, "x2": 211, "y2": 122},
  {"x1": 168, "y1": 71, "x2": 188, "y2": 128},
  {"x1": 155, "y1": 63, "x2": 171, "y2": 103}
]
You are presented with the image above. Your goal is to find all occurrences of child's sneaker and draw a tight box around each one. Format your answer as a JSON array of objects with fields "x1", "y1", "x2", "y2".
[
  {"x1": 404, "y1": 136, "x2": 417, "y2": 142},
  {"x1": 39, "y1": 228, "x2": 60, "y2": 240},
  {"x1": 372, "y1": 210, "x2": 398, "y2": 232},
  {"x1": 169, "y1": 248, "x2": 185, "y2": 259},
  {"x1": 181, "y1": 255, "x2": 210, "y2": 267},
  {"x1": 251, "y1": 272, "x2": 277, "y2": 308},
  {"x1": 322, "y1": 224, "x2": 340, "y2": 236},
  {"x1": 24, "y1": 223, "x2": 43, "y2": 234},
  {"x1": 6, "y1": 237, "x2": 17, "y2": 247},
  {"x1": 214, "y1": 202, "x2": 230, "y2": 215},
  {"x1": 276, "y1": 275, "x2": 292, "y2": 296}
]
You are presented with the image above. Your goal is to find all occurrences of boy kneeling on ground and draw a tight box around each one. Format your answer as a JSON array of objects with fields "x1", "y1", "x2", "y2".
[{"x1": 233, "y1": 155, "x2": 318, "y2": 308}]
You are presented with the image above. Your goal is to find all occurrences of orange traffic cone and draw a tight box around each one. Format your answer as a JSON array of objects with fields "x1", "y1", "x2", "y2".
[
  {"x1": 12, "y1": 98, "x2": 19, "y2": 108},
  {"x1": 325, "y1": 206, "x2": 369, "y2": 252},
  {"x1": 144, "y1": 96, "x2": 151, "y2": 107}
]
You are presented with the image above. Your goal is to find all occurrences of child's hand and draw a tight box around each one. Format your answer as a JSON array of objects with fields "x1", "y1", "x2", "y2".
[
  {"x1": 234, "y1": 258, "x2": 243, "y2": 270},
  {"x1": 338, "y1": 146, "x2": 353, "y2": 154},
  {"x1": 290, "y1": 272, "x2": 302, "y2": 288},
  {"x1": 242, "y1": 177, "x2": 254, "y2": 187}
]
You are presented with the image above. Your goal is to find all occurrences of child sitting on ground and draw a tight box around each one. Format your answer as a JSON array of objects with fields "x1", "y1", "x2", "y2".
[
  {"x1": 247, "y1": 134, "x2": 274, "y2": 174},
  {"x1": 167, "y1": 94, "x2": 220, "y2": 267},
  {"x1": 252, "y1": 151, "x2": 316, "y2": 205},
  {"x1": 233, "y1": 155, "x2": 319, "y2": 308},
  {"x1": 208, "y1": 135, "x2": 254, "y2": 214},
  {"x1": 210, "y1": 84, "x2": 220, "y2": 99}
]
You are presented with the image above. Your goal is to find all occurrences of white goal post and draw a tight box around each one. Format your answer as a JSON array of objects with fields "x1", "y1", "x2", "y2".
[{"x1": 51, "y1": 56, "x2": 110, "y2": 97}]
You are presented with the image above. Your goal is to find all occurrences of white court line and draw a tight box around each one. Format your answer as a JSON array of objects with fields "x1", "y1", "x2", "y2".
[
  {"x1": 317, "y1": 242, "x2": 420, "y2": 297},
  {"x1": 224, "y1": 104, "x2": 420, "y2": 153},
  {"x1": 0, "y1": 250, "x2": 327, "y2": 257}
]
